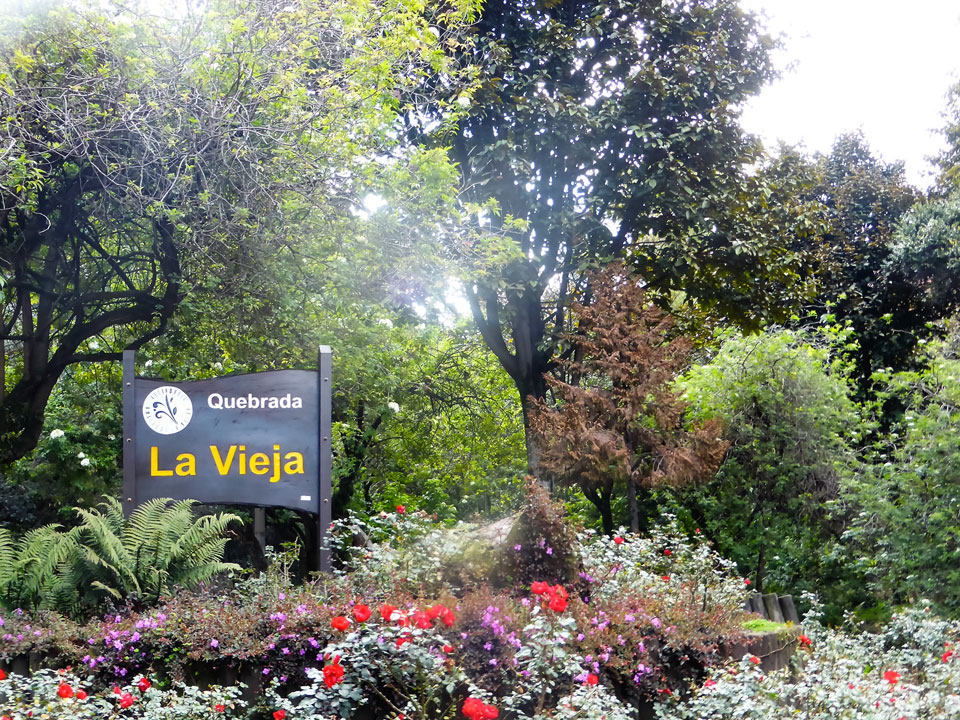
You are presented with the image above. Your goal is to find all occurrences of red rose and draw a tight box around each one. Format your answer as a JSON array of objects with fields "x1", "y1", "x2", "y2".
[
  {"x1": 427, "y1": 604, "x2": 446, "y2": 620},
  {"x1": 884, "y1": 670, "x2": 901, "y2": 685},
  {"x1": 749, "y1": 656, "x2": 760, "y2": 665},
  {"x1": 585, "y1": 673, "x2": 598, "y2": 685},
  {"x1": 57, "y1": 683, "x2": 74, "y2": 699},
  {"x1": 215, "y1": 704, "x2": 226, "y2": 712},
  {"x1": 396, "y1": 505, "x2": 406, "y2": 514},
  {"x1": 944, "y1": 650, "x2": 954, "y2": 662},
  {"x1": 273, "y1": 711, "x2": 286, "y2": 720},
  {"x1": 441, "y1": 608, "x2": 456, "y2": 627},
  {"x1": 323, "y1": 658, "x2": 345, "y2": 688},
  {"x1": 744, "y1": 578, "x2": 751, "y2": 586},
  {"x1": 413, "y1": 611, "x2": 432, "y2": 629},
  {"x1": 0, "y1": 669, "x2": 6, "y2": 680},
  {"x1": 353, "y1": 604, "x2": 372, "y2": 623},
  {"x1": 381, "y1": 604, "x2": 398, "y2": 621},
  {"x1": 396, "y1": 634, "x2": 412, "y2": 648},
  {"x1": 548, "y1": 594, "x2": 567, "y2": 613},
  {"x1": 661, "y1": 575, "x2": 670, "y2": 581},
  {"x1": 119, "y1": 692, "x2": 135, "y2": 708},
  {"x1": 613, "y1": 536, "x2": 624, "y2": 545},
  {"x1": 331, "y1": 615, "x2": 351, "y2": 632},
  {"x1": 798, "y1": 634, "x2": 812, "y2": 648},
  {"x1": 76, "y1": 689, "x2": 88, "y2": 700},
  {"x1": 530, "y1": 581, "x2": 549, "y2": 595},
  {"x1": 443, "y1": 644, "x2": 454, "y2": 653},
  {"x1": 137, "y1": 677, "x2": 151, "y2": 692}
]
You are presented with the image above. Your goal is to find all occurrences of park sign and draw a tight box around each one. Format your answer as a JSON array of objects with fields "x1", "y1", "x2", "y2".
[{"x1": 122, "y1": 348, "x2": 332, "y2": 569}]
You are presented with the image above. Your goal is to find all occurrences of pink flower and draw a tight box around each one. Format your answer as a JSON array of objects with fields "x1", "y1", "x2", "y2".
[{"x1": 396, "y1": 505, "x2": 406, "y2": 514}]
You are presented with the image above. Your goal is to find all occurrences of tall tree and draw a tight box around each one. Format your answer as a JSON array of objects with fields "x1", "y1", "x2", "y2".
[
  {"x1": 415, "y1": 0, "x2": 818, "y2": 472},
  {"x1": 0, "y1": 0, "x2": 475, "y2": 465},
  {"x1": 531, "y1": 266, "x2": 727, "y2": 534}
]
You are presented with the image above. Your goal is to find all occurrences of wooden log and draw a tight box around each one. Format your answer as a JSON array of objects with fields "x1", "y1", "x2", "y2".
[
  {"x1": 779, "y1": 594, "x2": 800, "y2": 624},
  {"x1": 749, "y1": 593, "x2": 766, "y2": 617},
  {"x1": 762, "y1": 593, "x2": 785, "y2": 623}
]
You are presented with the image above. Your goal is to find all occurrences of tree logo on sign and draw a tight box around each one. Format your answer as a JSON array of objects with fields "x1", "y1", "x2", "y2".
[{"x1": 142, "y1": 386, "x2": 193, "y2": 435}]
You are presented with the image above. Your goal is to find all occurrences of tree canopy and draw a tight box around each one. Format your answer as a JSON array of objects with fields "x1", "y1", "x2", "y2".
[{"x1": 411, "y1": 0, "x2": 821, "y2": 471}]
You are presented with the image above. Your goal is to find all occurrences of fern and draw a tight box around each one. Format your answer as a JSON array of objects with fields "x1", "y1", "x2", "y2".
[{"x1": 0, "y1": 497, "x2": 241, "y2": 618}]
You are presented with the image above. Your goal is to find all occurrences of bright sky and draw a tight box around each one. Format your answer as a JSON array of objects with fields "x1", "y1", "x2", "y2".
[{"x1": 739, "y1": 0, "x2": 960, "y2": 188}]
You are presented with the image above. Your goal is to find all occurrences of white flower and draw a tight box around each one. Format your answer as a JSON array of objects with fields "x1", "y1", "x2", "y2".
[
  {"x1": 387, "y1": 402, "x2": 400, "y2": 413},
  {"x1": 107, "y1": 434, "x2": 116, "y2": 441},
  {"x1": 377, "y1": 318, "x2": 394, "y2": 328},
  {"x1": 80, "y1": 457, "x2": 91, "y2": 467},
  {"x1": 77, "y1": 452, "x2": 85, "y2": 459},
  {"x1": 49, "y1": 429, "x2": 65, "y2": 439}
]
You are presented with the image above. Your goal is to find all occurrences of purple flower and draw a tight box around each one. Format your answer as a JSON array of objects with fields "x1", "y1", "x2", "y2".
[
  {"x1": 514, "y1": 544, "x2": 522, "y2": 551},
  {"x1": 651, "y1": 618, "x2": 662, "y2": 629},
  {"x1": 263, "y1": 668, "x2": 271, "y2": 675},
  {"x1": 210, "y1": 639, "x2": 219, "y2": 648},
  {"x1": 546, "y1": 547, "x2": 553, "y2": 555}
]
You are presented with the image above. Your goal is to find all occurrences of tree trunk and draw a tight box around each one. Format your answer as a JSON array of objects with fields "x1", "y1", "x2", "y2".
[{"x1": 627, "y1": 477, "x2": 639, "y2": 533}]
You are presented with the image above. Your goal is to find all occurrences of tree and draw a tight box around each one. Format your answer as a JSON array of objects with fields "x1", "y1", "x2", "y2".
[
  {"x1": 790, "y1": 134, "x2": 919, "y2": 396},
  {"x1": 0, "y1": 0, "x2": 476, "y2": 466},
  {"x1": 530, "y1": 266, "x2": 727, "y2": 534},
  {"x1": 671, "y1": 328, "x2": 863, "y2": 596},
  {"x1": 412, "y1": 0, "x2": 819, "y2": 473}
]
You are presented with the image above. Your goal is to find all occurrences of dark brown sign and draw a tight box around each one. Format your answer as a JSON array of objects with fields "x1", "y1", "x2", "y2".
[{"x1": 122, "y1": 349, "x2": 332, "y2": 570}]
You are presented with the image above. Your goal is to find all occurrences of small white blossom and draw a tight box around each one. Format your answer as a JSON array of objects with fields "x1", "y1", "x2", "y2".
[
  {"x1": 387, "y1": 401, "x2": 400, "y2": 413},
  {"x1": 77, "y1": 452, "x2": 85, "y2": 459},
  {"x1": 377, "y1": 318, "x2": 394, "y2": 328},
  {"x1": 80, "y1": 457, "x2": 91, "y2": 467},
  {"x1": 49, "y1": 429, "x2": 65, "y2": 439}
]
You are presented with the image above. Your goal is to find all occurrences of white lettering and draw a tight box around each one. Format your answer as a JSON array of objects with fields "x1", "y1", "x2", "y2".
[{"x1": 207, "y1": 392, "x2": 306, "y2": 411}]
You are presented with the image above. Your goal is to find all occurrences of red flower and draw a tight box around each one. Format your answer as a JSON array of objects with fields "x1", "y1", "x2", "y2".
[
  {"x1": 76, "y1": 690, "x2": 88, "y2": 700},
  {"x1": 663, "y1": 549, "x2": 672, "y2": 556},
  {"x1": 749, "y1": 656, "x2": 760, "y2": 665},
  {"x1": 884, "y1": 670, "x2": 901, "y2": 685},
  {"x1": 57, "y1": 683, "x2": 74, "y2": 699},
  {"x1": 613, "y1": 536, "x2": 624, "y2": 545},
  {"x1": 0, "y1": 669, "x2": 5, "y2": 680},
  {"x1": 353, "y1": 604, "x2": 372, "y2": 623},
  {"x1": 797, "y1": 634, "x2": 812, "y2": 648},
  {"x1": 944, "y1": 650, "x2": 954, "y2": 662},
  {"x1": 119, "y1": 692, "x2": 135, "y2": 708},
  {"x1": 463, "y1": 697, "x2": 498, "y2": 720},
  {"x1": 323, "y1": 657, "x2": 345, "y2": 689},
  {"x1": 331, "y1": 615, "x2": 351, "y2": 632},
  {"x1": 113, "y1": 686, "x2": 122, "y2": 695},
  {"x1": 531, "y1": 581, "x2": 549, "y2": 595},
  {"x1": 744, "y1": 578, "x2": 752, "y2": 586},
  {"x1": 585, "y1": 673, "x2": 599, "y2": 685},
  {"x1": 273, "y1": 711, "x2": 286, "y2": 720},
  {"x1": 215, "y1": 704, "x2": 226, "y2": 712},
  {"x1": 695, "y1": 528, "x2": 701, "y2": 534},
  {"x1": 396, "y1": 505, "x2": 406, "y2": 514},
  {"x1": 703, "y1": 679, "x2": 717, "y2": 688},
  {"x1": 137, "y1": 677, "x2": 151, "y2": 692},
  {"x1": 381, "y1": 604, "x2": 398, "y2": 621},
  {"x1": 396, "y1": 634, "x2": 412, "y2": 648},
  {"x1": 413, "y1": 611, "x2": 432, "y2": 629},
  {"x1": 427, "y1": 604, "x2": 446, "y2": 620},
  {"x1": 548, "y1": 594, "x2": 567, "y2": 613},
  {"x1": 441, "y1": 608, "x2": 456, "y2": 627},
  {"x1": 443, "y1": 644, "x2": 454, "y2": 653},
  {"x1": 661, "y1": 575, "x2": 670, "y2": 581}
]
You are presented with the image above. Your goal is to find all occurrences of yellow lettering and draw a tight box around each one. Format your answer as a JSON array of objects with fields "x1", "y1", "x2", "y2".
[
  {"x1": 150, "y1": 446, "x2": 173, "y2": 476},
  {"x1": 271, "y1": 445, "x2": 281, "y2": 483},
  {"x1": 249, "y1": 453, "x2": 270, "y2": 475},
  {"x1": 239, "y1": 445, "x2": 246, "y2": 474},
  {"x1": 175, "y1": 453, "x2": 196, "y2": 476},
  {"x1": 210, "y1": 445, "x2": 236, "y2": 475},
  {"x1": 283, "y1": 452, "x2": 304, "y2": 475}
]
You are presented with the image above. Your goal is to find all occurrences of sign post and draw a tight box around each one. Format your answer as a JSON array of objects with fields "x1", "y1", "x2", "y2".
[{"x1": 122, "y1": 350, "x2": 332, "y2": 572}]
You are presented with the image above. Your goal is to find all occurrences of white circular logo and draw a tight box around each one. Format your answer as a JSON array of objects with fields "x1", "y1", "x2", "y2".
[{"x1": 142, "y1": 386, "x2": 193, "y2": 435}]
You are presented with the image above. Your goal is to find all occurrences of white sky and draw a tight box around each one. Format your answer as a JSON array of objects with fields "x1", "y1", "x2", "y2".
[{"x1": 738, "y1": 0, "x2": 960, "y2": 188}]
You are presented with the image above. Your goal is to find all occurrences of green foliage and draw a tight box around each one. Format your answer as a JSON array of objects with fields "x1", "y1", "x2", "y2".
[
  {"x1": 668, "y1": 328, "x2": 864, "y2": 604},
  {"x1": 845, "y1": 342, "x2": 960, "y2": 615},
  {"x1": 656, "y1": 600, "x2": 960, "y2": 720},
  {"x1": 0, "y1": 497, "x2": 240, "y2": 616}
]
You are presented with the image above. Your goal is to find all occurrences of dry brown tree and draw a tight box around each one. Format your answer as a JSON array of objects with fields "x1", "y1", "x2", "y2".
[{"x1": 531, "y1": 265, "x2": 728, "y2": 534}]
